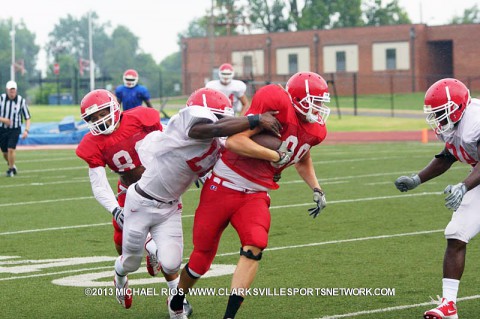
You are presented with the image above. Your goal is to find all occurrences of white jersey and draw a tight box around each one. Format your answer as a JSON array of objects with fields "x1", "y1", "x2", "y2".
[
  {"x1": 137, "y1": 105, "x2": 222, "y2": 201},
  {"x1": 437, "y1": 98, "x2": 480, "y2": 166},
  {"x1": 206, "y1": 80, "x2": 247, "y2": 114}
]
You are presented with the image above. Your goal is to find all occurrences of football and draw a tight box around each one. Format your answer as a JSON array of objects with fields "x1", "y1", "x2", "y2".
[{"x1": 250, "y1": 133, "x2": 282, "y2": 150}]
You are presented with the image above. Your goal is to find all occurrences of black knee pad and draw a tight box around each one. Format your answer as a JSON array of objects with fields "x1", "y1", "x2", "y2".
[{"x1": 239, "y1": 247, "x2": 263, "y2": 261}]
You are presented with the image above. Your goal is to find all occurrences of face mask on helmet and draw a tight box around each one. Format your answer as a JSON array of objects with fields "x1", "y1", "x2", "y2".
[
  {"x1": 287, "y1": 72, "x2": 331, "y2": 125},
  {"x1": 218, "y1": 63, "x2": 234, "y2": 85},
  {"x1": 423, "y1": 78, "x2": 470, "y2": 134},
  {"x1": 123, "y1": 69, "x2": 139, "y2": 88},
  {"x1": 187, "y1": 88, "x2": 234, "y2": 117},
  {"x1": 81, "y1": 89, "x2": 121, "y2": 136}
]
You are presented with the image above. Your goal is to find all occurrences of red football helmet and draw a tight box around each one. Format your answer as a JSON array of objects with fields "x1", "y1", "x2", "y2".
[
  {"x1": 80, "y1": 89, "x2": 121, "y2": 135},
  {"x1": 424, "y1": 78, "x2": 471, "y2": 134},
  {"x1": 186, "y1": 88, "x2": 234, "y2": 117},
  {"x1": 218, "y1": 63, "x2": 234, "y2": 85},
  {"x1": 286, "y1": 72, "x2": 331, "y2": 125},
  {"x1": 123, "y1": 69, "x2": 139, "y2": 88}
]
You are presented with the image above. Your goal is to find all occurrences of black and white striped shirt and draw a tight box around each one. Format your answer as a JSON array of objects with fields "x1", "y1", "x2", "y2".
[{"x1": 0, "y1": 93, "x2": 31, "y2": 129}]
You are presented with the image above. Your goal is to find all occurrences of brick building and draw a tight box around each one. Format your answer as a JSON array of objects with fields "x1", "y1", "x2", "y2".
[{"x1": 181, "y1": 23, "x2": 480, "y2": 96}]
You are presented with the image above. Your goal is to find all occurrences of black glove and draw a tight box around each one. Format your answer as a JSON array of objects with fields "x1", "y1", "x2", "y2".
[
  {"x1": 112, "y1": 207, "x2": 124, "y2": 230},
  {"x1": 308, "y1": 188, "x2": 326, "y2": 218}
]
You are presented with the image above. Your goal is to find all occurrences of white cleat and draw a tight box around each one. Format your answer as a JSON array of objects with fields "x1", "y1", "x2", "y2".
[
  {"x1": 114, "y1": 276, "x2": 132, "y2": 309},
  {"x1": 144, "y1": 237, "x2": 161, "y2": 276},
  {"x1": 167, "y1": 295, "x2": 188, "y2": 319}
]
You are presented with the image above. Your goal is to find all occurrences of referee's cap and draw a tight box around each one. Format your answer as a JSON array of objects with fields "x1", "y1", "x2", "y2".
[{"x1": 6, "y1": 81, "x2": 17, "y2": 90}]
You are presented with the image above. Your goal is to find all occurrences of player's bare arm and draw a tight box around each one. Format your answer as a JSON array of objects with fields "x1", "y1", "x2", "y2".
[
  {"x1": 294, "y1": 150, "x2": 322, "y2": 191},
  {"x1": 239, "y1": 95, "x2": 249, "y2": 116},
  {"x1": 460, "y1": 143, "x2": 480, "y2": 191},
  {"x1": 417, "y1": 147, "x2": 458, "y2": 183},
  {"x1": 118, "y1": 165, "x2": 145, "y2": 187},
  {"x1": 188, "y1": 111, "x2": 281, "y2": 139},
  {"x1": 225, "y1": 128, "x2": 280, "y2": 162},
  {"x1": 145, "y1": 100, "x2": 153, "y2": 108}
]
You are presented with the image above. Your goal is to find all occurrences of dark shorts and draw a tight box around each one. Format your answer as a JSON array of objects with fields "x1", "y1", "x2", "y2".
[{"x1": 0, "y1": 127, "x2": 21, "y2": 152}]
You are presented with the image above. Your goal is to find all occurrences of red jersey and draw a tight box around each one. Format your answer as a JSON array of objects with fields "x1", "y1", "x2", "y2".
[
  {"x1": 76, "y1": 107, "x2": 162, "y2": 172},
  {"x1": 220, "y1": 84, "x2": 327, "y2": 189}
]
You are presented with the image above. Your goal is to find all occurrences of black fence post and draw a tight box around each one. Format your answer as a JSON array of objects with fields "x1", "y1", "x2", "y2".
[
  {"x1": 390, "y1": 75, "x2": 394, "y2": 117},
  {"x1": 353, "y1": 73, "x2": 358, "y2": 116}
]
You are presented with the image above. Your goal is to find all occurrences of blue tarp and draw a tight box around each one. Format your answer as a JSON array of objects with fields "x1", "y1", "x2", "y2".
[{"x1": 17, "y1": 117, "x2": 170, "y2": 145}]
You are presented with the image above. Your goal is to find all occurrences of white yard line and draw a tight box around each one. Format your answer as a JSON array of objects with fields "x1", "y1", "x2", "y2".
[
  {"x1": 317, "y1": 294, "x2": 480, "y2": 318},
  {"x1": 0, "y1": 228, "x2": 442, "y2": 281}
]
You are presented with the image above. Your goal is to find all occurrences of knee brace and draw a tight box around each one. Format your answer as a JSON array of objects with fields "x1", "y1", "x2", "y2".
[{"x1": 240, "y1": 247, "x2": 263, "y2": 261}]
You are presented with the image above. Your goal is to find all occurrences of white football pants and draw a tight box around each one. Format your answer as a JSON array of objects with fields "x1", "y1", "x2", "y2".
[
  {"x1": 445, "y1": 183, "x2": 480, "y2": 243},
  {"x1": 119, "y1": 183, "x2": 184, "y2": 275}
]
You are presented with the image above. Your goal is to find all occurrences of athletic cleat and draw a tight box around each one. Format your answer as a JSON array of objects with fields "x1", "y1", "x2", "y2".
[
  {"x1": 114, "y1": 276, "x2": 132, "y2": 309},
  {"x1": 6, "y1": 169, "x2": 14, "y2": 177},
  {"x1": 167, "y1": 295, "x2": 188, "y2": 319},
  {"x1": 12, "y1": 165, "x2": 17, "y2": 175},
  {"x1": 145, "y1": 237, "x2": 161, "y2": 276},
  {"x1": 424, "y1": 297, "x2": 458, "y2": 319},
  {"x1": 183, "y1": 298, "x2": 193, "y2": 316}
]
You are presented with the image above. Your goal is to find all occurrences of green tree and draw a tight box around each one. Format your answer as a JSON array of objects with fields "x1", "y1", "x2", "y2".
[
  {"x1": 0, "y1": 19, "x2": 39, "y2": 91},
  {"x1": 450, "y1": 4, "x2": 480, "y2": 24},
  {"x1": 159, "y1": 52, "x2": 182, "y2": 97},
  {"x1": 363, "y1": 0, "x2": 411, "y2": 26},
  {"x1": 248, "y1": 0, "x2": 291, "y2": 32}
]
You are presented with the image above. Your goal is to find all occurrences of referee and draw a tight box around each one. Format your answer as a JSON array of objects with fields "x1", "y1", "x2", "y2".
[{"x1": 0, "y1": 81, "x2": 31, "y2": 177}]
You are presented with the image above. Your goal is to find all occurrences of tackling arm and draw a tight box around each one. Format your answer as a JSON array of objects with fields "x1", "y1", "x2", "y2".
[
  {"x1": 188, "y1": 111, "x2": 281, "y2": 139},
  {"x1": 89, "y1": 166, "x2": 119, "y2": 213}
]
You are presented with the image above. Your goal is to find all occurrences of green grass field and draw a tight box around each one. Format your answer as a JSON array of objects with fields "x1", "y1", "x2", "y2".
[{"x1": 2, "y1": 141, "x2": 479, "y2": 319}]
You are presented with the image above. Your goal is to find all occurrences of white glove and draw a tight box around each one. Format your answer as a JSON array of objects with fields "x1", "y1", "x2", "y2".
[
  {"x1": 308, "y1": 188, "x2": 326, "y2": 218},
  {"x1": 112, "y1": 207, "x2": 124, "y2": 230},
  {"x1": 272, "y1": 142, "x2": 293, "y2": 167},
  {"x1": 394, "y1": 174, "x2": 421, "y2": 192},
  {"x1": 444, "y1": 183, "x2": 467, "y2": 211}
]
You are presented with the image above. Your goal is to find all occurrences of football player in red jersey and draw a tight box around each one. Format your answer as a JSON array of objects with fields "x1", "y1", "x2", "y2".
[
  {"x1": 76, "y1": 90, "x2": 184, "y2": 301},
  {"x1": 169, "y1": 72, "x2": 330, "y2": 319}
]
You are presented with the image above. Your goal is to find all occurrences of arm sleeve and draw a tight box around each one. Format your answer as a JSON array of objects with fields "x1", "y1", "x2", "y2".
[{"x1": 88, "y1": 166, "x2": 118, "y2": 213}]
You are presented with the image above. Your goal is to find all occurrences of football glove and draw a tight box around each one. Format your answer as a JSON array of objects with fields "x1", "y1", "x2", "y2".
[
  {"x1": 394, "y1": 174, "x2": 421, "y2": 192},
  {"x1": 308, "y1": 188, "x2": 326, "y2": 218},
  {"x1": 112, "y1": 207, "x2": 124, "y2": 230},
  {"x1": 195, "y1": 171, "x2": 211, "y2": 188},
  {"x1": 272, "y1": 142, "x2": 293, "y2": 167},
  {"x1": 273, "y1": 173, "x2": 282, "y2": 182},
  {"x1": 444, "y1": 183, "x2": 467, "y2": 211}
]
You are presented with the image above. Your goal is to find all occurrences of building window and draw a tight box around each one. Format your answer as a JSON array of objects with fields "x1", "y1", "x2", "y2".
[
  {"x1": 386, "y1": 48, "x2": 396, "y2": 70},
  {"x1": 288, "y1": 54, "x2": 298, "y2": 74},
  {"x1": 336, "y1": 51, "x2": 346, "y2": 72},
  {"x1": 243, "y1": 56, "x2": 253, "y2": 77}
]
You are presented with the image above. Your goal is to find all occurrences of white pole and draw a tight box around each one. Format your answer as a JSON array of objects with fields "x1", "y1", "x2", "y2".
[
  {"x1": 89, "y1": 12, "x2": 95, "y2": 91},
  {"x1": 10, "y1": 19, "x2": 15, "y2": 81}
]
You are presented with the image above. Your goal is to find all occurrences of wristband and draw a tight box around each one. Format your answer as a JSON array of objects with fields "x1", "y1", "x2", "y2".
[{"x1": 247, "y1": 114, "x2": 261, "y2": 130}]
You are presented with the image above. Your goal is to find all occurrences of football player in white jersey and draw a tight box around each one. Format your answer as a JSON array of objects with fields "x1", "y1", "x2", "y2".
[
  {"x1": 394, "y1": 78, "x2": 480, "y2": 319},
  {"x1": 206, "y1": 63, "x2": 249, "y2": 116},
  {"x1": 113, "y1": 88, "x2": 287, "y2": 315}
]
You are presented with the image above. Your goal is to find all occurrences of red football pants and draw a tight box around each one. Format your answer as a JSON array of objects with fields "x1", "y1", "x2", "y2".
[{"x1": 188, "y1": 177, "x2": 271, "y2": 276}]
